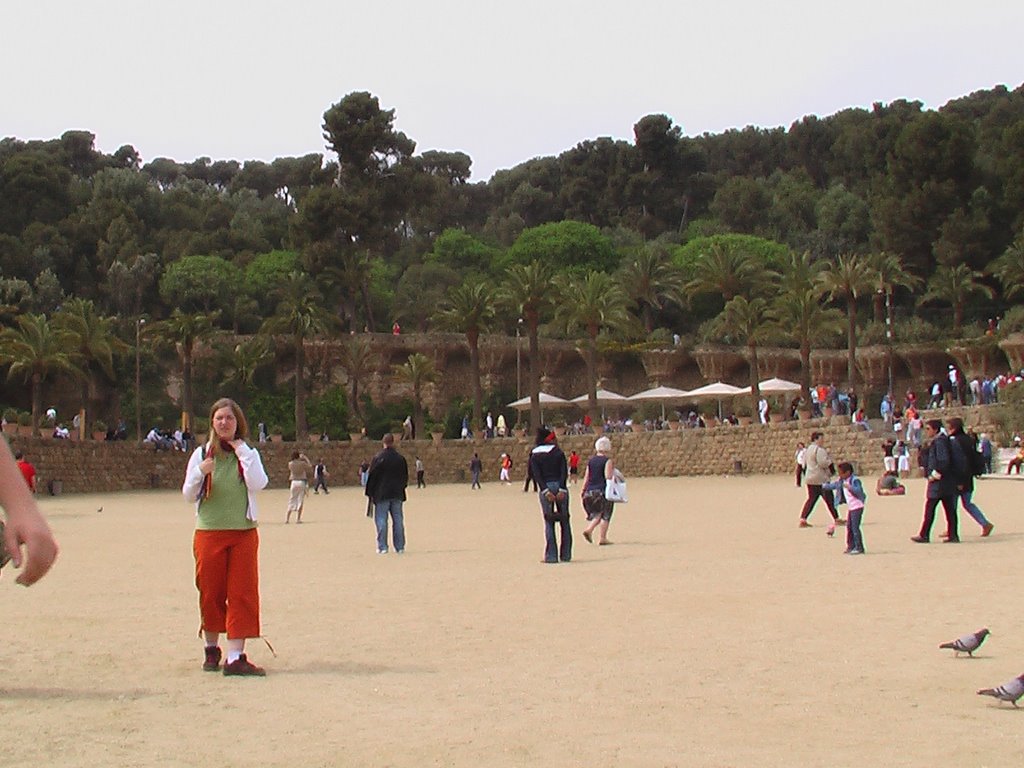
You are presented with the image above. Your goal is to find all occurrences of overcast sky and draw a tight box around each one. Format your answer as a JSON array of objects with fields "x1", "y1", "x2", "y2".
[{"x1": 4, "y1": 1, "x2": 1023, "y2": 181}]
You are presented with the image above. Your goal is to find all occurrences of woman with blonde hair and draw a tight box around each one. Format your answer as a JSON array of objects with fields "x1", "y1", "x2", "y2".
[
  {"x1": 182, "y1": 398, "x2": 269, "y2": 676},
  {"x1": 581, "y1": 435, "x2": 616, "y2": 545}
]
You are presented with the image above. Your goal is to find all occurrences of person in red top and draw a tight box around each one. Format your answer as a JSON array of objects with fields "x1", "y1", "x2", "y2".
[
  {"x1": 568, "y1": 450, "x2": 581, "y2": 484},
  {"x1": 15, "y1": 451, "x2": 36, "y2": 493}
]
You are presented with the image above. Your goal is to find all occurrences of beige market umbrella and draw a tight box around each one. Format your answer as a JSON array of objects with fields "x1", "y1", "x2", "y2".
[
  {"x1": 628, "y1": 385, "x2": 690, "y2": 420},
  {"x1": 570, "y1": 387, "x2": 629, "y2": 421},
  {"x1": 683, "y1": 381, "x2": 747, "y2": 419},
  {"x1": 507, "y1": 392, "x2": 572, "y2": 424}
]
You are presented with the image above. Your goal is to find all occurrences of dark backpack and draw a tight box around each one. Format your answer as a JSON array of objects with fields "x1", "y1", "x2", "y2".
[{"x1": 951, "y1": 434, "x2": 985, "y2": 478}]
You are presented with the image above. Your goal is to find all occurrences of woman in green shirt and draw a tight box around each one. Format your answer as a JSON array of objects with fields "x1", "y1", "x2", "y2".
[{"x1": 182, "y1": 398, "x2": 269, "y2": 676}]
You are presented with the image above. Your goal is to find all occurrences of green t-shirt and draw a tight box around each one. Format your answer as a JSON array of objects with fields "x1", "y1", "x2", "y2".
[{"x1": 196, "y1": 452, "x2": 254, "y2": 530}]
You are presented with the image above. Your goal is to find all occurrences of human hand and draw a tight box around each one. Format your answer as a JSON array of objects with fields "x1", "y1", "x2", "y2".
[
  {"x1": 229, "y1": 439, "x2": 246, "y2": 452},
  {"x1": 199, "y1": 457, "x2": 216, "y2": 476},
  {"x1": 2, "y1": 512, "x2": 59, "y2": 586}
]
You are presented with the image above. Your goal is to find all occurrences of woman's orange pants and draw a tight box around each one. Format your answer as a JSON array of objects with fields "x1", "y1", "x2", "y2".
[{"x1": 193, "y1": 528, "x2": 260, "y2": 639}]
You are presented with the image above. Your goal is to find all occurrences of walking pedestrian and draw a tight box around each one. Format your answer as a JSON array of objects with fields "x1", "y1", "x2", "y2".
[
  {"x1": 911, "y1": 420, "x2": 960, "y2": 543},
  {"x1": 365, "y1": 434, "x2": 409, "y2": 554},
  {"x1": 798, "y1": 432, "x2": 843, "y2": 532}
]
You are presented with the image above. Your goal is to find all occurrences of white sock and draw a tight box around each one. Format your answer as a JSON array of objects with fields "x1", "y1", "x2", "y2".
[
  {"x1": 226, "y1": 639, "x2": 245, "y2": 664},
  {"x1": 204, "y1": 632, "x2": 220, "y2": 648}
]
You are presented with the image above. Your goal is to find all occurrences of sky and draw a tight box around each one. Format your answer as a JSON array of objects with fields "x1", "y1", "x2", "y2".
[{"x1": 3, "y1": 1, "x2": 1024, "y2": 182}]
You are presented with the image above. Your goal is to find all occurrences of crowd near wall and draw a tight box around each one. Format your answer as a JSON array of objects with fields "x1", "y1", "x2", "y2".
[{"x1": 7, "y1": 406, "x2": 1001, "y2": 496}]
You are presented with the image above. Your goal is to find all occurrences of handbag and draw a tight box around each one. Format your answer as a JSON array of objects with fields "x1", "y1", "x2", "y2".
[{"x1": 604, "y1": 470, "x2": 628, "y2": 503}]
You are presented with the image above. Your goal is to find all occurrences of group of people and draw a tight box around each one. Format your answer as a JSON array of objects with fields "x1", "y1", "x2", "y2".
[{"x1": 795, "y1": 413, "x2": 998, "y2": 557}]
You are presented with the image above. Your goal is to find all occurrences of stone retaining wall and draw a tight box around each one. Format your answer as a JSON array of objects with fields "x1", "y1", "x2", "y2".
[{"x1": 6, "y1": 406, "x2": 1002, "y2": 495}]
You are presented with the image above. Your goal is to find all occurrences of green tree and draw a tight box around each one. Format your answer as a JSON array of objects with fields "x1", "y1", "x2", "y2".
[
  {"x1": 53, "y1": 298, "x2": 125, "y2": 434},
  {"x1": 433, "y1": 279, "x2": 497, "y2": 434},
  {"x1": 260, "y1": 272, "x2": 336, "y2": 440},
  {"x1": 149, "y1": 310, "x2": 219, "y2": 433},
  {"x1": 159, "y1": 254, "x2": 243, "y2": 314},
  {"x1": 816, "y1": 253, "x2": 874, "y2": 388},
  {"x1": 865, "y1": 251, "x2": 923, "y2": 325},
  {"x1": 554, "y1": 271, "x2": 631, "y2": 421},
  {"x1": 917, "y1": 263, "x2": 995, "y2": 334},
  {"x1": 394, "y1": 352, "x2": 438, "y2": 439},
  {"x1": 772, "y1": 288, "x2": 845, "y2": 406},
  {"x1": 338, "y1": 336, "x2": 376, "y2": 426},
  {"x1": 219, "y1": 336, "x2": 273, "y2": 409},
  {"x1": 501, "y1": 260, "x2": 557, "y2": 432},
  {"x1": 0, "y1": 313, "x2": 79, "y2": 435},
  {"x1": 988, "y1": 234, "x2": 1024, "y2": 301},
  {"x1": 506, "y1": 221, "x2": 618, "y2": 274},
  {"x1": 711, "y1": 296, "x2": 776, "y2": 415},
  {"x1": 617, "y1": 245, "x2": 685, "y2": 332}
]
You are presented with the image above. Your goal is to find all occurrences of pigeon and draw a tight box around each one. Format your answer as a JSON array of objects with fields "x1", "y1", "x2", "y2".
[
  {"x1": 939, "y1": 628, "x2": 990, "y2": 656},
  {"x1": 977, "y1": 674, "x2": 1024, "y2": 707}
]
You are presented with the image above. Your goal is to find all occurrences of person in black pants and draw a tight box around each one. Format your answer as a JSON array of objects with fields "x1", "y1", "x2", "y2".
[
  {"x1": 523, "y1": 452, "x2": 538, "y2": 493},
  {"x1": 529, "y1": 428, "x2": 571, "y2": 563},
  {"x1": 798, "y1": 432, "x2": 843, "y2": 532},
  {"x1": 911, "y1": 419, "x2": 959, "y2": 543}
]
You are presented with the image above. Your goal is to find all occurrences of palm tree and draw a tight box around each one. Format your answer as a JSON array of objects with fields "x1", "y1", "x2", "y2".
[
  {"x1": 816, "y1": 253, "x2": 874, "y2": 389},
  {"x1": 554, "y1": 271, "x2": 631, "y2": 422},
  {"x1": 322, "y1": 248, "x2": 375, "y2": 331},
  {"x1": 0, "y1": 314, "x2": 80, "y2": 436},
  {"x1": 501, "y1": 260, "x2": 557, "y2": 432},
  {"x1": 394, "y1": 352, "x2": 438, "y2": 438},
  {"x1": 918, "y1": 264, "x2": 996, "y2": 335},
  {"x1": 433, "y1": 279, "x2": 496, "y2": 435},
  {"x1": 338, "y1": 336, "x2": 376, "y2": 426},
  {"x1": 149, "y1": 310, "x2": 220, "y2": 433},
  {"x1": 261, "y1": 272, "x2": 336, "y2": 440},
  {"x1": 53, "y1": 298, "x2": 126, "y2": 435},
  {"x1": 684, "y1": 242, "x2": 774, "y2": 302},
  {"x1": 865, "y1": 251, "x2": 922, "y2": 325},
  {"x1": 772, "y1": 288, "x2": 845, "y2": 407},
  {"x1": 712, "y1": 296, "x2": 776, "y2": 415},
  {"x1": 219, "y1": 336, "x2": 272, "y2": 409},
  {"x1": 617, "y1": 245, "x2": 685, "y2": 332},
  {"x1": 988, "y1": 235, "x2": 1024, "y2": 302}
]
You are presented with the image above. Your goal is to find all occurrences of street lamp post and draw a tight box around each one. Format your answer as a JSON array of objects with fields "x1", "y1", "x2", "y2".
[
  {"x1": 516, "y1": 318, "x2": 523, "y2": 400},
  {"x1": 885, "y1": 289, "x2": 894, "y2": 396},
  {"x1": 135, "y1": 317, "x2": 145, "y2": 442}
]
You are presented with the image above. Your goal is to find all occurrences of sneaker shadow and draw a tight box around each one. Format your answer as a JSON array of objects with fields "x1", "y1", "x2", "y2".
[
  {"x1": 0, "y1": 686, "x2": 156, "y2": 701},
  {"x1": 273, "y1": 660, "x2": 435, "y2": 677}
]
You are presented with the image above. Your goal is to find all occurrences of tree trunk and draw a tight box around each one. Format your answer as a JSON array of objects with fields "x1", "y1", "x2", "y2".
[
  {"x1": 528, "y1": 313, "x2": 541, "y2": 433},
  {"x1": 586, "y1": 326, "x2": 599, "y2": 423},
  {"x1": 468, "y1": 329, "x2": 482, "y2": 435},
  {"x1": 954, "y1": 302, "x2": 963, "y2": 335},
  {"x1": 182, "y1": 338, "x2": 196, "y2": 431},
  {"x1": 749, "y1": 343, "x2": 761, "y2": 417},
  {"x1": 31, "y1": 374, "x2": 42, "y2": 437},
  {"x1": 800, "y1": 341, "x2": 812, "y2": 410},
  {"x1": 846, "y1": 297, "x2": 858, "y2": 390},
  {"x1": 295, "y1": 334, "x2": 307, "y2": 440}
]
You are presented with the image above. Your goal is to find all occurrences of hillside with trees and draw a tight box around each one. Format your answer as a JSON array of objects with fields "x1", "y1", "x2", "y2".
[{"x1": 2, "y1": 85, "x2": 1023, "y2": 437}]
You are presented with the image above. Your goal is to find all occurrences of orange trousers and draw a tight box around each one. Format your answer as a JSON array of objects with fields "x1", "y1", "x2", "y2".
[{"x1": 193, "y1": 528, "x2": 260, "y2": 640}]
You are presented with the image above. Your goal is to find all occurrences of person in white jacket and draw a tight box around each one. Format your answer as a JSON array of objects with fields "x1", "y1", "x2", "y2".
[{"x1": 182, "y1": 398, "x2": 269, "y2": 677}]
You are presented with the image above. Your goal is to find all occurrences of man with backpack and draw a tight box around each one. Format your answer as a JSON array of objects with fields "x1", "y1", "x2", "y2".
[{"x1": 946, "y1": 417, "x2": 994, "y2": 537}]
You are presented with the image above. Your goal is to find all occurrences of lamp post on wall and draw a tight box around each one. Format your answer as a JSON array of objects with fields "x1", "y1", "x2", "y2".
[
  {"x1": 135, "y1": 317, "x2": 145, "y2": 442},
  {"x1": 516, "y1": 317, "x2": 524, "y2": 400}
]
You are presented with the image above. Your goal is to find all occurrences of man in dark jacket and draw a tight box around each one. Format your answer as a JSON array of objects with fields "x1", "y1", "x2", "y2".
[
  {"x1": 946, "y1": 418, "x2": 994, "y2": 537},
  {"x1": 911, "y1": 420, "x2": 960, "y2": 543},
  {"x1": 529, "y1": 427, "x2": 571, "y2": 563},
  {"x1": 365, "y1": 433, "x2": 409, "y2": 554}
]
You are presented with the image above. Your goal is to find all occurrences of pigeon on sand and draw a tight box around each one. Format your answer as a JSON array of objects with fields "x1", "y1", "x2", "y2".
[
  {"x1": 939, "y1": 628, "x2": 990, "y2": 657},
  {"x1": 977, "y1": 674, "x2": 1024, "y2": 707}
]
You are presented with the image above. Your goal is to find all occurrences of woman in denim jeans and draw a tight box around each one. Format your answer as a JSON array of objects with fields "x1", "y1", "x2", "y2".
[{"x1": 528, "y1": 428, "x2": 571, "y2": 564}]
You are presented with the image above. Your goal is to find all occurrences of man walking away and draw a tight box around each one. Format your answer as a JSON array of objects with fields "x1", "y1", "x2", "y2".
[{"x1": 366, "y1": 434, "x2": 409, "y2": 554}]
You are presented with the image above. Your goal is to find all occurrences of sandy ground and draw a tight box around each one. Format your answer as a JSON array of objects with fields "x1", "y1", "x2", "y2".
[{"x1": 2, "y1": 472, "x2": 1023, "y2": 768}]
